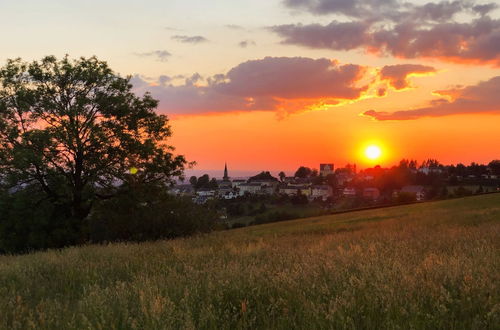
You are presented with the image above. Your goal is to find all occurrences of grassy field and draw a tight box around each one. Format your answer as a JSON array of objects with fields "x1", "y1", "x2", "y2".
[{"x1": 1, "y1": 194, "x2": 499, "y2": 329}]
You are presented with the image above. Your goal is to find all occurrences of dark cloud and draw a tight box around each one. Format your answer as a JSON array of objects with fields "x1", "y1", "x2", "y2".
[
  {"x1": 171, "y1": 35, "x2": 208, "y2": 44},
  {"x1": 276, "y1": 1, "x2": 500, "y2": 66},
  {"x1": 272, "y1": 17, "x2": 500, "y2": 66},
  {"x1": 409, "y1": 1, "x2": 466, "y2": 21},
  {"x1": 134, "y1": 50, "x2": 171, "y2": 62},
  {"x1": 283, "y1": 0, "x2": 398, "y2": 19},
  {"x1": 473, "y1": 3, "x2": 499, "y2": 16},
  {"x1": 131, "y1": 57, "x2": 369, "y2": 115},
  {"x1": 271, "y1": 21, "x2": 370, "y2": 50},
  {"x1": 363, "y1": 76, "x2": 500, "y2": 120},
  {"x1": 380, "y1": 64, "x2": 436, "y2": 89},
  {"x1": 239, "y1": 40, "x2": 256, "y2": 48}
]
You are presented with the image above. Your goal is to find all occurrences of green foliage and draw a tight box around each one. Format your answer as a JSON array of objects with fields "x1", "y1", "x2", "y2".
[
  {"x1": 193, "y1": 174, "x2": 218, "y2": 189},
  {"x1": 454, "y1": 186, "x2": 473, "y2": 197},
  {"x1": 231, "y1": 222, "x2": 246, "y2": 229},
  {"x1": 0, "y1": 185, "x2": 81, "y2": 254},
  {"x1": 291, "y1": 192, "x2": 308, "y2": 205},
  {"x1": 489, "y1": 160, "x2": 500, "y2": 175},
  {"x1": 396, "y1": 192, "x2": 417, "y2": 203},
  {"x1": 254, "y1": 210, "x2": 297, "y2": 224},
  {"x1": 88, "y1": 184, "x2": 216, "y2": 243}
]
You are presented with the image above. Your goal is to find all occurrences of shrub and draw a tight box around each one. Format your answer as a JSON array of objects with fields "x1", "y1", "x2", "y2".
[
  {"x1": 231, "y1": 222, "x2": 246, "y2": 229},
  {"x1": 254, "y1": 210, "x2": 298, "y2": 225},
  {"x1": 397, "y1": 192, "x2": 417, "y2": 203},
  {"x1": 0, "y1": 186, "x2": 82, "y2": 254},
  {"x1": 88, "y1": 184, "x2": 216, "y2": 243}
]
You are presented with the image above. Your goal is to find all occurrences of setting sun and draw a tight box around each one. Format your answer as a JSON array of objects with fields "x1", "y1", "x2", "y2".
[{"x1": 365, "y1": 145, "x2": 382, "y2": 160}]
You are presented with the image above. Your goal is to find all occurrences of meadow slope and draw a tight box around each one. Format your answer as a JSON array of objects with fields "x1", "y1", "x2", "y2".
[{"x1": 1, "y1": 194, "x2": 499, "y2": 329}]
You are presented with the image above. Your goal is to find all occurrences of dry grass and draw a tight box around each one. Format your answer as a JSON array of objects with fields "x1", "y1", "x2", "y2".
[{"x1": 1, "y1": 194, "x2": 499, "y2": 329}]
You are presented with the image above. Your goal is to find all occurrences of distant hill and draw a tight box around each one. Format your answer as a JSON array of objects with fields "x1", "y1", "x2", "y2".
[{"x1": 1, "y1": 194, "x2": 499, "y2": 329}]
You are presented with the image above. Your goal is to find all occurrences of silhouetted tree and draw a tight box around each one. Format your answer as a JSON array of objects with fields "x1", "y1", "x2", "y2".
[
  {"x1": 0, "y1": 56, "x2": 187, "y2": 223},
  {"x1": 249, "y1": 171, "x2": 278, "y2": 182},
  {"x1": 294, "y1": 166, "x2": 312, "y2": 178},
  {"x1": 488, "y1": 160, "x2": 500, "y2": 175},
  {"x1": 195, "y1": 174, "x2": 210, "y2": 189},
  {"x1": 278, "y1": 171, "x2": 286, "y2": 182}
]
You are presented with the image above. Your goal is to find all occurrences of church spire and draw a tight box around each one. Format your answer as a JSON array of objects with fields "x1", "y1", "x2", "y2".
[{"x1": 223, "y1": 162, "x2": 229, "y2": 181}]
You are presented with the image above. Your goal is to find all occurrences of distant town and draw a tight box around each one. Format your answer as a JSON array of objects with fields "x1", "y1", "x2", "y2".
[{"x1": 172, "y1": 160, "x2": 500, "y2": 219}]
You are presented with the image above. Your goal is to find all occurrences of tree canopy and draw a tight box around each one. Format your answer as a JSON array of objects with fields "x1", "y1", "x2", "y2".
[{"x1": 0, "y1": 55, "x2": 187, "y2": 221}]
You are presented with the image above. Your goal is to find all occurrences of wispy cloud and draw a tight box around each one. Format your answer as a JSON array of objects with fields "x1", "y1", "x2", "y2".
[
  {"x1": 172, "y1": 35, "x2": 208, "y2": 44},
  {"x1": 134, "y1": 50, "x2": 172, "y2": 62},
  {"x1": 225, "y1": 24, "x2": 245, "y2": 30},
  {"x1": 239, "y1": 40, "x2": 256, "y2": 48}
]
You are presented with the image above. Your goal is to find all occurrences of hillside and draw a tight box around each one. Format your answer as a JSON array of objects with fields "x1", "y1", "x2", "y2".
[{"x1": 1, "y1": 194, "x2": 499, "y2": 329}]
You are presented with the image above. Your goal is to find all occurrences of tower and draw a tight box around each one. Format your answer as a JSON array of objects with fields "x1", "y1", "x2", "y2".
[{"x1": 223, "y1": 162, "x2": 229, "y2": 181}]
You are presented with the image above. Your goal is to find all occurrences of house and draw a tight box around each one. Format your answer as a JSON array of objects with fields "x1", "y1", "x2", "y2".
[
  {"x1": 170, "y1": 184, "x2": 195, "y2": 196},
  {"x1": 279, "y1": 185, "x2": 311, "y2": 197},
  {"x1": 400, "y1": 185, "x2": 426, "y2": 201},
  {"x1": 363, "y1": 187, "x2": 380, "y2": 200},
  {"x1": 193, "y1": 195, "x2": 212, "y2": 204},
  {"x1": 231, "y1": 179, "x2": 247, "y2": 188},
  {"x1": 218, "y1": 180, "x2": 232, "y2": 189},
  {"x1": 320, "y1": 164, "x2": 334, "y2": 177},
  {"x1": 343, "y1": 187, "x2": 357, "y2": 197},
  {"x1": 221, "y1": 191, "x2": 239, "y2": 200},
  {"x1": 287, "y1": 178, "x2": 312, "y2": 187},
  {"x1": 238, "y1": 183, "x2": 264, "y2": 195},
  {"x1": 249, "y1": 179, "x2": 279, "y2": 191},
  {"x1": 337, "y1": 173, "x2": 354, "y2": 185},
  {"x1": 197, "y1": 188, "x2": 216, "y2": 197},
  {"x1": 311, "y1": 185, "x2": 333, "y2": 201},
  {"x1": 419, "y1": 167, "x2": 443, "y2": 175}
]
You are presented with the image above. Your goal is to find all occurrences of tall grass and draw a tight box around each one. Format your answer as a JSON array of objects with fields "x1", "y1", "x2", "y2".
[{"x1": 1, "y1": 194, "x2": 499, "y2": 329}]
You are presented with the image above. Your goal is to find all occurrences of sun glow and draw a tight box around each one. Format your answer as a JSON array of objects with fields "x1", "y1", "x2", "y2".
[{"x1": 365, "y1": 145, "x2": 382, "y2": 160}]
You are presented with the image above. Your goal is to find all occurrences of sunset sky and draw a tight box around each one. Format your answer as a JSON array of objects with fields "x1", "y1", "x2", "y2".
[{"x1": 1, "y1": 0, "x2": 499, "y2": 177}]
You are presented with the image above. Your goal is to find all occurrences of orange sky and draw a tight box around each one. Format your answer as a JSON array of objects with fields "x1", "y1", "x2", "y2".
[{"x1": 1, "y1": 0, "x2": 499, "y2": 176}]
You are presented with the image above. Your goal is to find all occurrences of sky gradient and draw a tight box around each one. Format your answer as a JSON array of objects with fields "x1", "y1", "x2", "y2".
[{"x1": 1, "y1": 0, "x2": 499, "y2": 177}]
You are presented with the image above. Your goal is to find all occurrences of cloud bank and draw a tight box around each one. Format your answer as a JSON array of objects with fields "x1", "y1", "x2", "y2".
[
  {"x1": 132, "y1": 57, "x2": 368, "y2": 115},
  {"x1": 363, "y1": 76, "x2": 500, "y2": 120},
  {"x1": 274, "y1": 0, "x2": 500, "y2": 66}
]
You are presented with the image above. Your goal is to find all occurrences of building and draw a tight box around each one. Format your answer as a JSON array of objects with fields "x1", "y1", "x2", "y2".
[
  {"x1": 170, "y1": 184, "x2": 195, "y2": 196},
  {"x1": 279, "y1": 185, "x2": 311, "y2": 197},
  {"x1": 343, "y1": 187, "x2": 357, "y2": 197},
  {"x1": 363, "y1": 187, "x2": 380, "y2": 200},
  {"x1": 401, "y1": 185, "x2": 426, "y2": 201},
  {"x1": 218, "y1": 163, "x2": 233, "y2": 189},
  {"x1": 337, "y1": 173, "x2": 354, "y2": 186},
  {"x1": 231, "y1": 179, "x2": 247, "y2": 188},
  {"x1": 311, "y1": 185, "x2": 333, "y2": 201},
  {"x1": 220, "y1": 191, "x2": 239, "y2": 200},
  {"x1": 320, "y1": 164, "x2": 334, "y2": 177},
  {"x1": 223, "y1": 162, "x2": 229, "y2": 181},
  {"x1": 238, "y1": 183, "x2": 264, "y2": 195},
  {"x1": 197, "y1": 188, "x2": 216, "y2": 197}
]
